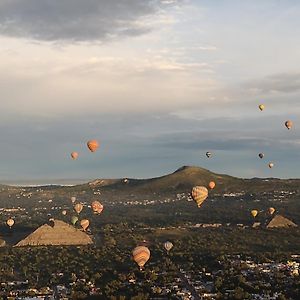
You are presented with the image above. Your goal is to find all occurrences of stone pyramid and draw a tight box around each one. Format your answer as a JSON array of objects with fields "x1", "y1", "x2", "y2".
[
  {"x1": 15, "y1": 219, "x2": 93, "y2": 246},
  {"x1": 266, "y1": 214, "x2": 297, "y2": 228}
]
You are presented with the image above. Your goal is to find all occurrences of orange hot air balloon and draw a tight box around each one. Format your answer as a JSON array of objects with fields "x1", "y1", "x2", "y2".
[
  {"x1": 268, "y1": 207, "x2": 275, "y2": 215},
  {"x1": 80, "y1": 219, "x2": 90, "y2": 231},
  {"x1": 285, "y1": 120, "x2": 293, "y2": 130},
  {"x1": 6, "y1": 218, "x2": 14, "y2": 228},
  {"x1": 132, "y1": 246, "x2": 150, "y2": 269},
  {"x1": 74, "y1": 203, "x2": 83, "y2": 214},
  {"x1": 91, "y1": 201, "x2": 104, "y2": 214},
  {"x1": 71, "y1": 152, "x2": 78, "y2": 160},
  {"x1": 87, "y1": 140, "x2": 99, "y2": 152},
  {"x1": 208, "y1": 181, "x2": 216, "y2": 190},
  {"x1": 191, "y1": 186, "x2": 208, "y2": 208}
]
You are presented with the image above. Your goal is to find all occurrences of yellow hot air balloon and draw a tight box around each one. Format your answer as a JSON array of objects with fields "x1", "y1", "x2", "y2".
[
  {"x1": 285, "y1": 120, "x2": 293, "y2": 130},
  {"x1": 251, "y1": 210, "x2": 258, "y2": 218},
  {"x1": 208, "y1": 181, "x2": 216, "y2": 190},
  {"x1": 192, "y1": 186, "x2": 208, "y2": 207},
  {"x1": 62, "y1": 210, "x2": 67, "y2": 216},
  {"x1": 74, "y1": 203, "x2": 83, "y2": 214},
  {"x1": 71, "y1": 152, "x2": 79, "y2": 160},
  {"x1": 91, "y1": 201, "x2": 104, "y2": 214},
  {"x1": 87, "y1": 140, "x2": 99, "y2": 152},
  {"x1": 80, "y1": 219, "x2": 90, "y2": 231},
  {"x1": 71, "y1": 196, "x2": 76, "y2": 204},
  {"x1": 268, "y1": 162, "x2": 274, "y2": 169},
  {"x1": 6, "y1": 218, "x2": 14, "y2": 228},
  {"x1": 268, "y1": 207, "x2": 275, "y2": 215},
  {"x1": 259, "y1": 104, "x2": 265, "y2": 111},
  {"x1": 132, "y1": 246, "x2": 150, "y2": 270}
]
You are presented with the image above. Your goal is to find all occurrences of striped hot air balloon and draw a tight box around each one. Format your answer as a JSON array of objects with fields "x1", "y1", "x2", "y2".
[
  {"x1": 91, "y1": 201, "x2": 104, "y2": 214},
  {"x1": 80, "y1": 219, "x2": 90, "y2": 231},
  {"x1": 132, "y1": 246, "x2": 150, "y2": 270},
  {"x1": 192, "y1": 186, "x2": 208, "y2": 208}
]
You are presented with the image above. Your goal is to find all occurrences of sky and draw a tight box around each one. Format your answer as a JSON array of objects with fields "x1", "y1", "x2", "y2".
[{"x1": 0, "y1": 0, "x2": 299, "y2": 184}]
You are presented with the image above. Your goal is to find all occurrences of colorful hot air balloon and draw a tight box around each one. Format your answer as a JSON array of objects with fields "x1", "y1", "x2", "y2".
[
  {"x1": 259, "y1": 153, "x2": 264, "y2": 159},
  {"x1": 80, "y1": 219, "x2": 90, "y2": 231},
  {"x1": 191, "y1": 186, "x2": 208, "y2": 208},
  {"x1": 208, "y1": 181, "x2": 216, "y2": 190},
  {"x1": 164, "y1": 241, "x2": 173, "y2": 252},
  {"x1": 268, "y1": 207, "x2": 275, "y2": 215},
  {"x1": 62, "y1": 210, "x2": 67, "y2": 216},
  {"x1": 71, "y1": 215, "x2": 79, "y2": 226},
  {"x1": 132, "y1": 246, "x2": 150, "y2": 270},
  {"x1": 71, "y1": 152, "x2": 79, "y2": 160},
  {"x1": 251, "y1": 210, "x2": 258, "y2": 218},
  {"x1": 91, "y1": 201, "x2": 104, "y2": 214},
  {"x1": 258, "y1": 104, "x2": 265, "y2": 111},
  {"x1": 206, "y1": 151, "x2": 212, "y2": 158},
  {"x1": 74, "y1": 203, "x2": 83, "y2": 214},
  {"x1": 87, "y1": 140, "x2": 99, "y2": 152},
  {"x1": 71, "y1": 196, "x2": 76, "y2": 204},
  {"x1": 6, "y1": 218, "x2": 14, "y2": 228},
  {"x1": 285, "y1": 120, "x2": 293, "y2": 130},
  {"x1": 268, "y1": 162, "x2": 274, "y2": 169}
]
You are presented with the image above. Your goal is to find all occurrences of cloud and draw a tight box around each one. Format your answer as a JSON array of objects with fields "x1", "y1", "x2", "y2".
[
  {"x1": 245, "y1": 73, "x2": 300, "y2": 95},
  {"x1": 0, "y1": 0, "x2": 177, "y2": 42}
]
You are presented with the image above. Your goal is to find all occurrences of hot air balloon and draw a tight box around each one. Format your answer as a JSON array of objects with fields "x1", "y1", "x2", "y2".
[
  {"x1": 191, "y1": 186, "x2": 208, "y2": 208},
  {"x1": 285, "y1": 120, "x2": 293, "y2": 130},
  {"x1": 251, "y1": 210, "x2": 258, "y2": 218},
  {"x1": 132, "y1": 246, "x2": 150, "y2": 270},
  {"x1": 124, "y1": 178, "x2": 129, "y2": 183},
  {"x1": 71, "y1": 215, "x2": 79, "y2": 226},
  {"x1": 164, "y1": 241, "x2": 173, "y2": 252},
  {"x1": 258, "y1": 104, "x2": 265, "y2": 111},
  {"x1": 206, "y1": 151, "x2": 212, "y2": 158},
  {"x1": 87, "y1": 140, "x2": 99, "y2": 152},
  {"x1": 71, "y1": 196, "x2": 76, "y2": 204},
  {"x1": 258, "y1": 153, "x2": 264, "y2": 159},
  {"x1": 71, "y1": 152, "x2": 78, "y2": 160},
  {"x1": 91, "y1": 201, "x2": 104, "y2": 214},
  {"x1": 268, "y1": 207, "x2": 275, "y2": 215},
  {"x1": 62, "y1": 210, "x2": 67, "y2": 216},
  {"x1": 74, "y1": 203, "x2": 83, "y2": 214},
  {"x1": 268, "y1": 162, "x2": 274, "y2": 168},
  {"x1": 208, "y1": 181, "x2": 216, "y2": 190},
  {"x1": 80, "y1": 219, "x2": 90, "y2": 231},
  {"x1": 6, "y1": 218, "x2": 14, "y2": 228}
]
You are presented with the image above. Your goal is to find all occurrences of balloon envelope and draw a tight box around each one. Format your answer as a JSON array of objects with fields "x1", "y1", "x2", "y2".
[
  {"x1": 251, "y1": 210, "x2": 258, "y2": 218},
  {"x1": 71, "y1": 196, "x2": 76, "y2": 204},
  {"x1": 259, "y1": 104, "x2": 265, "y2": 111},
  {"x1": 206, "y1": 151, "x2": 212, "y2": 158},
  {"x1": 258, "y1": 153, "x2": 264, "y2": 159},
  {"x1": 192, "y1": 186, "x2": 208, "y2": 207},
  {"x1": 74, "y1": 203, "x2": 83, "y2": 214},
  {"x1": 71, "y1": 216, "x2": 79, "y2": 225},
  {"x1": 87, "y1": 140, "x2": 99, "y2": 152},
  {"x1": 164, "y1": 241, "x2": 173, "y2": 252},
  {"x1": 62, "y1": 210, "x2": 67, "y2": 216},
  {"x1": 91, "y1": 201, "x2": 104, "y2": 214},
  {"x1": 71, "y1": 152, "x2": 78, "y2": 160},
  {"x1": 285, "y1": 120, "x2": 293, "y2": 130},
  {"x1": 132, "y1": 246, "x2": 150, "y2": 269},
  {"x1": 268, "y1": 162, "x2": 274, "y2": 168},
  {"x1": 6, "y1": 218, "x2": 14, "y2": 228},
  {"x1": 80, "y1": 219, "x2": 90, "y2": 231},
  {"x1": 208, "y1": 181, "x2": 216, "y2": 189},
  {"x1": 268, "y1": 207, "x2": 275, "y2": 215}
]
